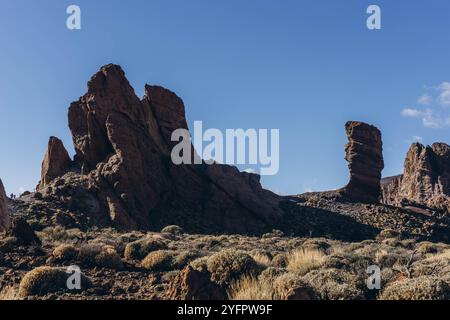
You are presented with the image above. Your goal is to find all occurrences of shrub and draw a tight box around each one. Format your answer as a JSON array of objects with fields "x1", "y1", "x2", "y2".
[
  {"x1": 207, "y1": 250, "x2": 258, "y2": 286},
  {"x1": 78, "y1": 244, "x2": 123, "y2": 269},
  {"x1": 18, "y1": 266, "x2": 91, "y2": 298},
  {"x1": 273, "y1": 273, "x2": 316, "y2": 300},
  {"x1": 39, "y1": 226, "x2": 69, "y2": 243},
  {"x1": 416, "y1": 242, "x2": 449, "y2": 254},
  {"x1": 52, "y1": 244, "x2": 78, "y2": 262},
  {"x1": 380, "y1": 276, "x2": 450, "y2": 300},
  {"x1": 94, "y1": 246, "x2": 123, "y2": 270},
  {"x1": 161, "y1": 225, "x2": 184, "y2": 235},
  {"x1": 189, "y1": 256, "x2": 209, "y2": 272},
  {"x1": 286, "y1": 248, "x2": 326, "y2": 275},
  {"x1": 124, "y1": 237, "x2": 167, "y2": 261},
  {"x1": 271, "y1": 253, "x2": 288, "y2": 268},
  {"x1": 141, "y1": 250, "x2": 174, "y2": 271},
  {"x1": 259, "y1": 267, "x2": 286, "y2": 283},
  {"x1": 228, "y1": 276, "x2": 274, "y2": 300},
  {"x1": 172, "y1": 250, "x2": 201, "y2": 269},
  {"x1": 377, "y1": 229, "x2": 400, "y2": 241},
  {"x1": 302, "y1": 268, "x2": 365, "y2": 300},
  {"x1": 78, "y1": 244, "x2": 103, "y2": 266}
]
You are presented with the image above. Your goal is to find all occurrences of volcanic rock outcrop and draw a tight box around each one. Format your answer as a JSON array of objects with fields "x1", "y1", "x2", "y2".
[
  {"x1": 38, "y1": 137, "x2": 72, "y2": 190},
  {"x1": 37, "y1": 64, "x2": 282, "y2": 233},
  {"x1": 339, "y1": 121, "x2": 384, "y2": 203},
  {"x1": 0, "y1": 178, "x2": 10, "y2": 232},
  {"x1": 382, "y1": 142, "x2": 450, "y2": 212}
]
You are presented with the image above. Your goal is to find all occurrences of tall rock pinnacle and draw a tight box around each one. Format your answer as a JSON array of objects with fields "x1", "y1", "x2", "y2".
[{"x1": 339, "y1": 121, "x2": 384, "y2": 203}]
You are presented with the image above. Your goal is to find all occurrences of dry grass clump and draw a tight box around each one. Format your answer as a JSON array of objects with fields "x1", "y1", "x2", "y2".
[
  {"x1": 94, "y1": 246, "x2": 123, "y2": 270},
  {"x1": 124, "y1": 237, "x2": 167, "y2": 261},
  {"x1": 52, "y1": 244, "x2": 78, "y2": 262},
  {"x1": 302, "y1": 268, "x2": 365, "y2": 300},
  {"x1": 411, "y1": 249, "x2": 450, "y2": 278},
  {"x1": 161, "y1": 225, "x2": 184, "y2": 235},
  {"x1": 286, "y1": 248, "x2": 326, "y2": 275},
  {"x1": 39, "y1": 226, "x2": 71, "y2": 243},
  {"x1": 250, "y1": 251, "x2": 272, "y2": 269},
  {"x1": 415, "y1": 241, "x2": 449, "y2": 254},
  {"x1": 207, "y1": 250, "x2": 259, "y2": 286},
  {"x1": 18, "y1": 266, "x2": 91, "y2": 298},
  {"x1": 228, "y1": 276, "x2": 274, "y2": 300},
  {"x1": 78, "y1": 244, "x2": 123, "y2": 269},
  {"x1": 380, "y1": 276, "x2": 450, "y2": 300},
  {"x1": 141, "y1": 250, "x2": 174, "y2": 271}
]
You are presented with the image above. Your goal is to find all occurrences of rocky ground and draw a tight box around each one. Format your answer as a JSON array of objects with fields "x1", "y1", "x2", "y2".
[{"x1": 2, "y1": 194, "x2": 450, "y2": 300}]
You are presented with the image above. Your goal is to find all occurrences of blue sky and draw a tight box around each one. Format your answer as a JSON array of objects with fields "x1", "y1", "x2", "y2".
[{"x1": 1, "y1": 0, "x2": 450, "y2": 195}]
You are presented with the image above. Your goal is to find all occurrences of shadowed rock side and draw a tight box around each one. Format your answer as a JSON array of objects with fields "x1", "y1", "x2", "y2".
[
  {"x1": 37, "y1": 64, "x2": 282, "y2": 233},
  {"x1": 0, "y1": 178, "x2": 10, "y2": 232},
  {"x1": 339, "y1": 121, "x2": 384, "y2": 203},
  {"x1": 382, "y1": 142, "x2": 450, "y2": 212}
]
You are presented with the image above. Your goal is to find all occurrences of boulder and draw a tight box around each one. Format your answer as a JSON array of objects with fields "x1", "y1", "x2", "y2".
[
  {"x1": 11, "y1": 218, "x2": 41, "y2": 246},
  {"x1": 0, "y1": 178, "x2": 10, "y2": 232},
  {"x1": 339, "y1": 121, "x2": 384, "y2": 203},
  {"x1": 166, "y1": 266, "x2": 226, "y2": 300}
]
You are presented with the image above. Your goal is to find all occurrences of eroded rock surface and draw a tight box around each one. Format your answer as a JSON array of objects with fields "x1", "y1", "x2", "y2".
[
  {"x1": 382, "y1": 142, "x2": 450, "y2": 212},
  {"x1": 166, "y1": 266, "x2": 226, "y2": 300},
  {"x1": 339, "y1": 121, "x2": 384, "y2": 203},
  {"x1": 38, "y1": 137, "x2": 72, "y2": 190},
  {"x1": 37, "y1": 64, "x2": 282, "y2": 233}
]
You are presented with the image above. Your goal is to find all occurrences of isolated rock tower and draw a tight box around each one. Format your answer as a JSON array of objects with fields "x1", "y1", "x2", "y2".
[{"x1": 339, "y1": 121, "x2": 384, "y2": 203}]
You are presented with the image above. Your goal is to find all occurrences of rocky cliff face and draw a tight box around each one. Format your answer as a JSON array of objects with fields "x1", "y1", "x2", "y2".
[
  {"x1": 382, "y1": 142, "x2": 450, "y2": 212},
  {"x1": 0, "y1": 178, "x2": 10, "y2": 232},
  {"x1": 339, "y1": 121, "x2": 384, "y2": 203},
  {"x1": 37, "y1": 64, "x2": 282, "y2": 233}
]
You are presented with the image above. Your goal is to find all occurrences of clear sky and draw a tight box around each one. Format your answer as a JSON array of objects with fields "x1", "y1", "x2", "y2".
[{"x1": 1, "y1": 0, "x2": 450, "y2": 195}]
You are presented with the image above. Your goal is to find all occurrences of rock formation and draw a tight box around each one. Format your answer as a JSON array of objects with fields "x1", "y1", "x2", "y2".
[
  {"x1": 166, "y1": 266, "x2": 226, "y2": 300},
  {"x1": 37, "y1": 64, "x2": 282, "y2": 233},
  {"x1": 339, "y1": 121, "x2": 384, "y2": 203},
  {"x1": 382, "y1": 142, "x2": 450, "y2": 212},
  {"x1": 0, "y1": 178, "x2": 10, "y2": 232},
  {"x1": 38, "y1": 137, "x2": 72, "y2": 190}
]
